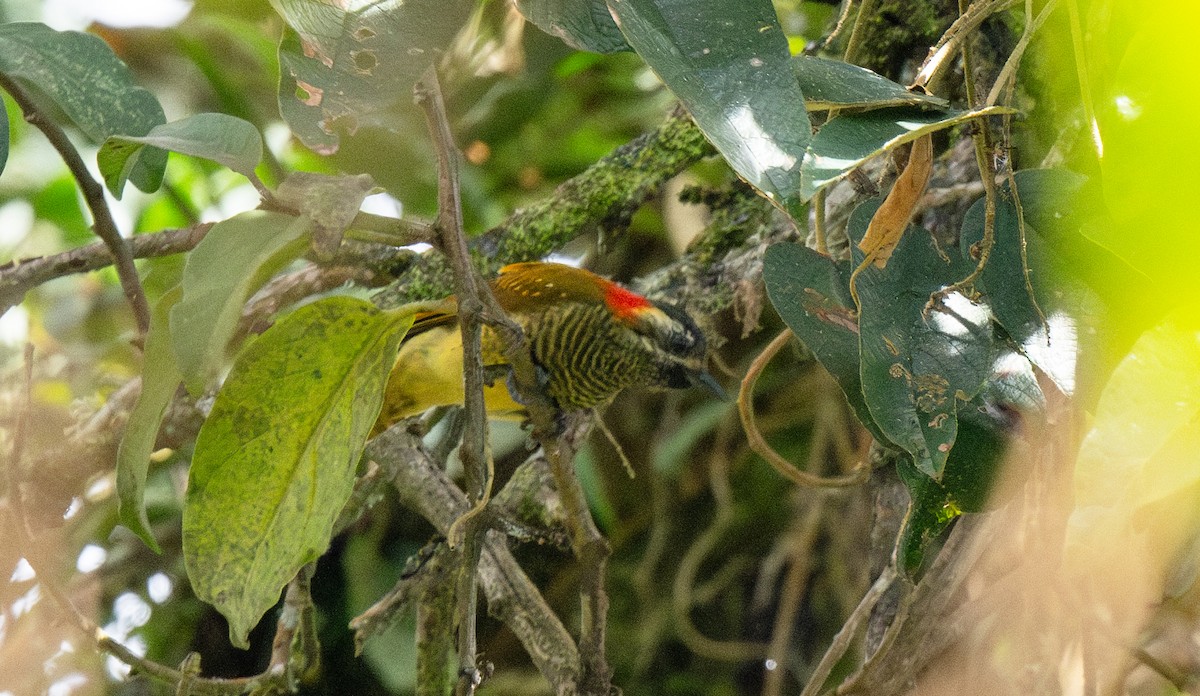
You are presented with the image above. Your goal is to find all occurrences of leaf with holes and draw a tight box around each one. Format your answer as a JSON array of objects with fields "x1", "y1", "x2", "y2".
[
  {"x1": 0, "y1": 22, "x2": 166, "y2": 192},
  {"x1": 608, "y1": 0, "x2": 810, "y2": 219},
  {"x1": 850, "y1": 199, "x2": 993, "y2": 480},
  {"x1": 183, "y1": 297, "x2": 415, "y2": 647},
  {"x1": 270, "y1": 0, "x2": 475, "y2": 154},
  {"x1": 99, "y1": 113, "x2": 263, "y2": 198}
]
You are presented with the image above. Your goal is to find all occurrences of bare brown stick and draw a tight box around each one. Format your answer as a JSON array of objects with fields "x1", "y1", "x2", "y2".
[
  {"x1": 739, "y1": 330, "x2": 869, "y2": 487},
  {"x1": 415, "y1": 66, "x2": 493, "y2": 696},
  {"x1": 0, "y1": 224, "x2": 210, "y2": 314},
  {"x1": 926, "y1": 0, "x2": 1001, "y2": 310},
  {"x1": 799, "y1": 565, "x2": 897, "y2": 696},
  {"x1": 911, "y1": 0, "x2": 1020, "y2": 92},
  {"x1": 0, "y1": 74, "x2": 151, "y2": 336}
]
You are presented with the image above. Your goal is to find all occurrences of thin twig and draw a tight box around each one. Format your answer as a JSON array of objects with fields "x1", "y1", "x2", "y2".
[
  {"x1": 819, "y1": 0, "x2": 857, "y2": 52},
  {"x1": 813, "y1": 190, "x2": 830, "y2": 256},
  {"x1": 415, "y1": 66, "x2": 492, "y2": 696},
  {"x1": 269, "y1": 564, "x2": 319, "y2": 688},
  {"x1": 911, "y1": 0, "x2": 1020, "y2": 92},
  {"x1": 593, "y1": 410, "x2": 635, "y2": 479},
  {"x1": 799, "y1": 566, "x2": 898, "y2": 696},
  {"x1": 739, "y1": 330, "x2": 869, "y2": 488},
  {"x1": 926, "y1": 0, "x2": 1001, "y2": 311},
  {"x1": 0, "y1": 74, "x2": 151, "y2": 336},
  {"x1": 986, "y1": 0, "x2": 1061, "y2": 106},
  {"x1": 1066, "y1": 0, "x2": 1100, "y2": 157}
]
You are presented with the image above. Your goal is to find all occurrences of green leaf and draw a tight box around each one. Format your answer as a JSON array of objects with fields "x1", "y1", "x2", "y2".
[
  {"x1": 270, "y1": 0, "x2": 476, "y2": 154},
  {"x1": 516, "y1": 0, "x2": 631, "y2": 53},
  {"x1": 960, "y1": 169, "x2": 1157, "y2": 396},
  {"x1": 608, "y1": 0, "x2": 811, "y2": 218},
  {"x1": 116, "y1": 287, "x2": 184, "y2": 554},
  {"x1": 794, "y1": 56, "x2": 947, "y2": 112},
  {"x1": 959, "y1": 169, "x2": 1085, "y2": 345},
  {"x1": 762, "y1": 242, "x2": 885, "y2": 442},
  {"x1": 800, "y1": 105, "x2": 1011, "y2": 200},
  {"x1": 896, "y1": 411, "x2": 1010, "y2": 576},
  {"x1": 98, "y1": 113, "x2": 263, "y2": 198},
  {"x1": 850, "y1": 199, "x2": 993, "y2": 479},
  {"x1": 183, "y1": 297, "x2": 415, "y2": 648},
  {"x1": 171, "y1": 211, "x2": 312, "y2": 394},
  {"x1": 0, "y1": 22, "x2": 166, "y2": 192}
]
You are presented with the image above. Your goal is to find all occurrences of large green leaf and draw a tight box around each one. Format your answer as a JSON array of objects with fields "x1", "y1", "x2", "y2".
[
  {"x1": 794, "y1": 56, "x2": 947, "y2": 112},
  {"x1": 171, "y1": 211, "x2": 312, "y2": 394},
  {"x1": 516, "y1": 0, "x2": 630, "y2": 53},
  {"x1": 608, "y1": 0, "x2": 811, "y2": 218},
  {"x1": 98, "y1": 113, "x2": 263, "y2": 198},
  {"x1": 0, "y1": 22, "x2": 166, "y2": 192},
  {"x1": 800, "y1": 105, "x2": 1011, "y2": 200},
  {"x1": 270, "y1": 0, "x2": 475, "y2": 154},
  {"x1": 850, "y1": 199, "x2": 993, "y2": 480},
  {"x1": 183, "y1": 297, "x2": 414, "y2": 647},
  {"x1": 762, "y1": 242, "x2": 884, "y2": 442},
  {"x1": 116, "y1": 287, "x2": 184, "y2": 554},
  {"x1": 960, "y1": 169, "x2": 1157, "y2": 397}
]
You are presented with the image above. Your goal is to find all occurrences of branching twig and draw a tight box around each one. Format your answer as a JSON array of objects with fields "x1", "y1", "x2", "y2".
[
  {"x1": 415, "y1": 66, "x2": 493, "y2": 696},
  {"x1": 739, "y1": 330, "x2": 869, "y2": 488},
  {"x1": 364, "y1": 428, "x2": 583, "y2": 692},
  {"x1": 925, "y1": 0, "x2": 1002, "y2": 311},
  {"x1": 0, "y1": 74, "x2": 151, "y2": 336},
  {"x1": 911, "y1": 0, "x2": 1020, "y2": 93},
  {"x1": 799, "y1": 565, "x2": 897, "y2": 696}
]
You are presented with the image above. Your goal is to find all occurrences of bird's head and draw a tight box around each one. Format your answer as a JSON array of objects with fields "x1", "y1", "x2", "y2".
[{"x1": 602, "y1": 282, "x2": 726, "y2": 399}]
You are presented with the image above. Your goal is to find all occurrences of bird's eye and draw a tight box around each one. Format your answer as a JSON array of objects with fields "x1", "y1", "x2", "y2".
[{"x1": 666, "y1": 328, "x2": 695, "y2": 354}]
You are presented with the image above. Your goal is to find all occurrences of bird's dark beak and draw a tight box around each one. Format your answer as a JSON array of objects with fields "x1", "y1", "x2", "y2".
[{"x1": 691, "y1": 369, "x2": 730, "y2": 401}]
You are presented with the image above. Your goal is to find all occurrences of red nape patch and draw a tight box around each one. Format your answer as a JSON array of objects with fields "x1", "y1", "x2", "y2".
[{"x1": 603, "y1": 281, "x2": 653, "y2": 320}]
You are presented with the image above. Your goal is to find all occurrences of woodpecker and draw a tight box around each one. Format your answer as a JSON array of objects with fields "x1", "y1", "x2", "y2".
[{"x1": 375, "y1": 261, "x2": 721, "y2": 429}]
